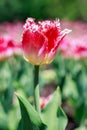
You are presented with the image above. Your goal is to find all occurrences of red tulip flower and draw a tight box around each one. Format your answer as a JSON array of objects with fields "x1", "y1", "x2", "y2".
[{"x1": 22, "y1": 18, "x2": 71, "y2": 65}]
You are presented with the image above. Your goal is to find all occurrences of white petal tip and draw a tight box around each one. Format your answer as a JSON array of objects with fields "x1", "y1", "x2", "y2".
[{"x1": 64, "y1": 28, "x2": 72, "y2": 34}]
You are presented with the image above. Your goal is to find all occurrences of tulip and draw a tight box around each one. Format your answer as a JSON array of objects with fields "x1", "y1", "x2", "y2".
[
  {"x1": 40, "y1": 95, "x2": 52, "y2": 109},
  {"x1": 0, "y1": 36, "x2": 22, "y2": 61},
  {"x1": 22, "y1": 18, "x2": 71, "y2": 65},
  {"x1": 59, "y1": 21, "x2": 87, "y2": 59},
  {"x1": 0, "y1": 22, "x2": 23, "y2": 61},
  {"x1": 0, "y1": 22, "x2": 23, "y2": 45},
  {"x1": 22, "y1": 18, "x2": 71, "y2": 113}
]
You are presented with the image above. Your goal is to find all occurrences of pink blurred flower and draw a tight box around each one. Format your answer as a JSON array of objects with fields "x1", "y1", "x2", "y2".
[
  {"x1": 59, "y1": 21, "x2": 87, "y2": 59},
  {"x1": 0, "y1": 22, "x2": 23, "y2": 61},
  {"x1": 22, "y1": 18, "x2": 71, "y2": 65},
  {"x1": 0, "y1": 36, "x2": 21, "y2": 61},
  {"x1": 40, "y1": 94, "x2": 52, "y2": 109},
  {"x1": 0, "y1": 22, "x2": 23, "y2": 44}
]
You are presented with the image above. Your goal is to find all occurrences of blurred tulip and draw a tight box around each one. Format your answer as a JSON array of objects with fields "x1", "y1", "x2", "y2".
[
  {"x1": 22, "y1": 18, "x2": 71, "y2": 65},
  {"x1": 0, "y1": 22, "x2": 23, "y2": 45},
  {"x1": 40, "y1": 94, "x2": 52, "y2": 109},
  {"x1": 60, "y1": 21, "x2": 87, "y2": 59},
  {"x1": 0, "y1": 22, "x2": 23, "y2": 61},
  {"x1": 0, "y1": 36, "x2": 22, "y2": 61}
]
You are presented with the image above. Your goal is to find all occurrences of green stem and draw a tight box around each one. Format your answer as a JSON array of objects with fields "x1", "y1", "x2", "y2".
[{"x1": 34, "y1": 65, "x2": 40, "y2": 113}]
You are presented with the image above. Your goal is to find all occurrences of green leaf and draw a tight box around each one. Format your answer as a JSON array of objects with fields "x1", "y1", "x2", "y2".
[
  {"x1": 75, "y1": 125, "x2": 87, "y2": 130},
  {"x1": 16, "y1": 94, "x2": 47, "y2": 130},
  {"x1": 41, "y1": 87, "x2": 67, "y2": 130},
  {"x1": 0, "y1": 102, "x2": 8, "y2": 129},
  {"x1": 63, "y1": 75, "x2": 79, "y2": 101}
]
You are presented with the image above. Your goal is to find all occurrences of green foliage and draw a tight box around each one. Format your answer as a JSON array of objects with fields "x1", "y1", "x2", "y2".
[
  {"x1": 1, "y1": 52, "x2": 87, "y2": 130},
  {"x1": 17, "y1": 87, "x2": 67, "y2": 130},
  {"x1": 0, "y1": 0, "x2": 87, "y2": 22},
  {"x1": 0, "y1": 62, "x2": 11, "y2": 93},
  {"x1": 41, "y1": 87, "x2": 67, "y2": 130},
  {"x1": 63, "y1": 75, "x2": 79, "y2": 103},
  {"x1": 77, "y1": 0, "x2": 87, "y2": 21},
  {"x1": 0, "y1": 56, "x2": 34, "y2": 130},
  {"x1": 0, "y1": 102, "x2": 8, "y2": 129},
  {"x1": 75, "y1": 125, "x2": 87, "y2": 130},
  {"x1": 17, "y1": 93, "x2": 47, "y2": 130},
  {"x1": 53, "y1": 54, "x2": 87, "y2": 129}
]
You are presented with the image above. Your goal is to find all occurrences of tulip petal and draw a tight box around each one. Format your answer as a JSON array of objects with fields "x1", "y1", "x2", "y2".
[
  {"x1": 22, "y1": 30, "x2": 47, "y2": 65},
  {"x1": 45, "y1": 27, "x2": 60, "y2": 52}
]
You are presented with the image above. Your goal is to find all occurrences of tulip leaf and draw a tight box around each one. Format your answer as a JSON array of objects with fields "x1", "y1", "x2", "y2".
[
  {"x1": 41, "y1": 87, "x2": 67, "y2": 130},
  {"x1": 16, "y1": 94, "x2": 47, "y2": 130},
  {"x1": 0, "y1": 102, "x2": 8, "y2": 129},
  {"x1": 75, "y1": 126, "x2": 87, "y2": 130}
]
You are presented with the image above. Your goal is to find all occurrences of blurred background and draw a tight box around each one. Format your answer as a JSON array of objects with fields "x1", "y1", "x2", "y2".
[
  {"x1": 0, "y1": 0, "x2": 87, "y2": 130},
  {"x1": 0, "y1": 0, "x2": 87, "y2": 22}
]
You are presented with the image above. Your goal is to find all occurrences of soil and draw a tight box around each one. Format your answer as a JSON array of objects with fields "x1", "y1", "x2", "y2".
[{"x1": 66, "y1": 115, "x2": 78, "y2": 130}]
